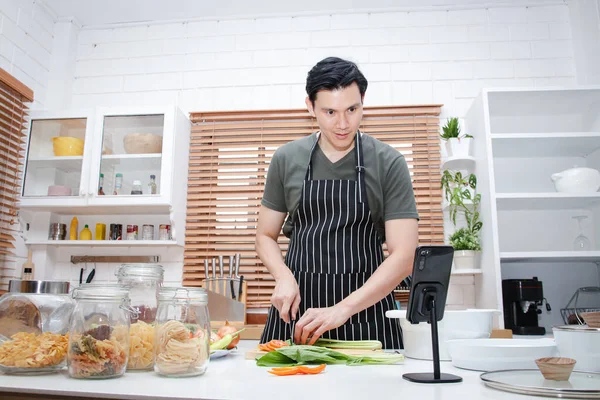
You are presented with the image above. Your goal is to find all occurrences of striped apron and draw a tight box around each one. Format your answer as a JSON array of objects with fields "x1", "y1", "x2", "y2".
[{"x1": 260, "y1": 131, "x2": 402, "y2": 349}]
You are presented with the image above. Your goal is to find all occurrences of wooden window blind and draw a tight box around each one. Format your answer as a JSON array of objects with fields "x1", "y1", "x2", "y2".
[
  {"x1": 185, "y1": 105, "x2": 444, "y2": 309},
  {"x1": 0, "y1": 69, "x2": 33, "y2": 293}
]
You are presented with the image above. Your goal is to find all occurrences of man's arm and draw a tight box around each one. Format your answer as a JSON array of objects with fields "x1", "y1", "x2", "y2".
[
  {"x1": 294, "y1": 218, "x2": 418, "y2": 344},
  {"x1": 255, "y1": 205, "x2": 301, "y2": 323}
]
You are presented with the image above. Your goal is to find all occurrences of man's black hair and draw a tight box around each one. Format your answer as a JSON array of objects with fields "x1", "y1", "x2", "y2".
[{"x1": 305, "y1": 57, "x2": 368, "y2": 104}]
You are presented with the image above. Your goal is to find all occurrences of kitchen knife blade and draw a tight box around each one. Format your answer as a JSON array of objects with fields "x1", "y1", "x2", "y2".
[{"x1": 234, "y1": 253, "x2": 241, "y2": 278}]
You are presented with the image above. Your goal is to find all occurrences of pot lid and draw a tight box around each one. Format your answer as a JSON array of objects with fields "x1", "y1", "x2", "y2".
[{"x1": 8, "y1": 279, "x2": 70, "y2": 294}]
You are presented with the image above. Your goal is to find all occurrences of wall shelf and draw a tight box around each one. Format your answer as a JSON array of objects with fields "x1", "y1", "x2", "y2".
[
  {"x1": 26, "y1": 240, "x2": 180, "y2": 247},
  {"x1": 451, "y1": 269, "x2": 483, "y2": 275},
  {"x1": 441, "y1": 156, "x2": 476, "y2": 171},
  {"x1": 27, "y1": 156, "x2": 84, "y2": 173},
  {"x1": 500, "y1": 251, "x2": 600, "y2": 262},
  {"x1": 496, "y1": 192, "x2": 600, "y2": 210},
  {"x1": 491, "y1": 132, "x2": 600, "y2": 158}
]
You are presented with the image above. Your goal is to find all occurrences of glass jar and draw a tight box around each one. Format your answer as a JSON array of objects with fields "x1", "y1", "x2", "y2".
[
  {"x1": 155, "y1": 287, "x2": 210, "y2": 377},
  {"x1": 116, "y1": 264, "x2": 164, "y2": 371},
  {"x1": 0, "y1": 280, "x2": 74, "y2": 374},
  {"x1": 67, "y1": 285, "x2": 135, "y2": 379}
]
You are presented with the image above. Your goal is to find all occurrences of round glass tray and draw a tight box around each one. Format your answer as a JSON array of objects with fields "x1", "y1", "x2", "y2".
[{"x1": 481, "y1": 369, "x2": 600, "y2": 399}]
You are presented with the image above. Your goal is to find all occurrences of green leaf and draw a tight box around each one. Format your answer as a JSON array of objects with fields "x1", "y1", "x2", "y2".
[{"x1": 255, "y1": 345, "x2": 404, "y2": 367}]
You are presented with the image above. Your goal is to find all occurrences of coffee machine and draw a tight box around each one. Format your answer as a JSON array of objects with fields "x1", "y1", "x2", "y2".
[{"x1": 502, "y1": 277, "x2": 549, "y2": 335}]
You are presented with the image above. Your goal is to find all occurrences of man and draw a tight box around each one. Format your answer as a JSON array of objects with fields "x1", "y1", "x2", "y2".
[{"x1": 256, "y1": 57, "x2": 418, "y2": 349}]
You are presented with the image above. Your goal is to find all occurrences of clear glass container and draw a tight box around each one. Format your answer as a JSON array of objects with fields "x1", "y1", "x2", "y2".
[
  {"x1": 67, "y1": 285, "x2": 135, "y2": 379},
  {"x1": 116, "y1": 264, "x2": 164, "y2": 371},
  {"x1": 155, "y1": 287, "x2": 210, "y2": 377},
  {"x1": 0, "y1": 280, "x2": 74, "y2": 374},
  {"x1": 131, "y1": 180, "x2": 143, "y2": 195},
  {"x1": 148, "y1": 174, "x2": 157, "y2": 194},
  {"x1": 113, "y1": 173, "x2": 123, "y2": 195}
]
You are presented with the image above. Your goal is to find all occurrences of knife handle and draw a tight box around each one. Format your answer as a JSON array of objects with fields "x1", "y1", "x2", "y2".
[
  {"x1": 228, "y1": 256, "x2": 234, "y2": 278},
  {"x1": 234, "y1": 253, "x2": 241, "y2": 277},
  {"x1": 211, "y1": 258, "x2": 216, "y2": 278},
  {"x1": 204, "y1": 259, "x2": 210, "y2": 281},
  {"x1": 218, "y1": 255, "x2": 224, "y2": 277}
]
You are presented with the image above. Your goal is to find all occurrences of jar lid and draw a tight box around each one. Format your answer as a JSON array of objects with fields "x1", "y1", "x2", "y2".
[
  {"x1": 9, "y1": 279, "x2": 70, "y2": 294},
  {"x1": 73, "y1": 284, "x2": 129, "y2": 301},
  {"x1": 159, "y1": 287, "x2": 207, "y2": 303},
  {"x1": 116, "y1": 264, "x2": 164, "y2": 281}
]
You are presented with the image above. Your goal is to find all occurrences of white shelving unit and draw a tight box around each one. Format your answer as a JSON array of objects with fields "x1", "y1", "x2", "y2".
[
  {"x1": 465, "y1": 86, "x2": 600, "y2": 330},
  {"x1": 26, "y1": 240, "x2": 178, "y2": 247}
]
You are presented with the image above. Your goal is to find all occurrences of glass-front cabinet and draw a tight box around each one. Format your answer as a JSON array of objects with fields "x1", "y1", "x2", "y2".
[
  {"x1": 21, "y1": 111, "x2": 94, "y2": 205},
  {"x1": 19, "y1": 106, "x2": 189, "y2": 216}
]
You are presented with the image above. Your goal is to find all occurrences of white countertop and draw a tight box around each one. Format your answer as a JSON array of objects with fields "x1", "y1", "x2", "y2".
[{"x1": 0, "y1": 340, "x2": 536, "y2": 400}]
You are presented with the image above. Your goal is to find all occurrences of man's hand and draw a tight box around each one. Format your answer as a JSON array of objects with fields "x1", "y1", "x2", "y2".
[
  {"x1": 271, "y1": 272, "x2": 301, "y2": 324},
  {"x1": 293, "y1": 305, "x2": 351, "y2": 345}
]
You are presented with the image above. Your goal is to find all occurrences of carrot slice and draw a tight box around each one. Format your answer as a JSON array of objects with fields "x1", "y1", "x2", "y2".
[
  {"x1": 297, "y1": 364, "x2": 326, "y2": 374},
  {"x1": 268, "y1": 367, "x2": 301, "y2": 376},
  {"x1": 269, "y1": 340, "x2": 288, "y2": 349}
]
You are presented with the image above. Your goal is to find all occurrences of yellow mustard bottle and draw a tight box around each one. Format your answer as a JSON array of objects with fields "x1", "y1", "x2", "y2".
[
  {"x1": 69, "y1": 217, "x2": 78, "y2": 240},
  {"x1": 80, "y1": 224, "x2": 92, "y2": 240}
]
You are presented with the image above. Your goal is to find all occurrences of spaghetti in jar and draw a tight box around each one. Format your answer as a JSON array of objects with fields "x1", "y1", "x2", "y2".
[{"x1": 155, "y1": 287, "x2": 210, "y2": 377}]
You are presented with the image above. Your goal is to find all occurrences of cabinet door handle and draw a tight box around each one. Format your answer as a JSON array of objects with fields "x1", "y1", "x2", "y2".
[
  {"x1": 89, "y1": 192, "x2": 94, "y2": 196},
  {"x1": 79, "y1": 190, "x2": 86, "y2": 196}
]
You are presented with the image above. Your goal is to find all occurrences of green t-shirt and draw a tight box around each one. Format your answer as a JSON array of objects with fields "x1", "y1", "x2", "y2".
[{"x1": 261, "y1": 132, "x2": 419, "y2": 242}]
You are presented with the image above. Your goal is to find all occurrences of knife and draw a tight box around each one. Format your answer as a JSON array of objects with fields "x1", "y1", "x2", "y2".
[
  {"x1": 204, "y1": 259, "x2": 210, "y2": 284},
  {"x1": 234, "y1": 253, "x2": 241, "y2": 277},
  {"x1": 211, "y1": 258, "x2": 217, "y2": 291},
  {"x1": 230, "y1": 279, "x2": 236, "y2": 300},
  {"x1": 218, "y1": 255, "x2": 224, "y2": 294},
  {"x1": 85, "y1": 268, "x2": 95, "y2": 284},
  {"x1": 228, "y1": 256, "x2": 234, "y2": 278},
  {"x1": 238, "y1": 275, "x2": 244, "y2": 302},
  {"x1": 288, "y1": 309, "x2": 295, "y2": 345}
]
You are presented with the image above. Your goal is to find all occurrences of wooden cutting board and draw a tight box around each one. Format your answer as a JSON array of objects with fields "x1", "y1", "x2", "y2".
[{"x1": 245, "y1": 347, "x2": 383, "y2": 360}]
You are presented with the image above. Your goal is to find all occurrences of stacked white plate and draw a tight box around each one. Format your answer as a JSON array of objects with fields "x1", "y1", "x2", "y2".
[{"x1": 446, "y1": 338, "x2": 558, "y2": 372}]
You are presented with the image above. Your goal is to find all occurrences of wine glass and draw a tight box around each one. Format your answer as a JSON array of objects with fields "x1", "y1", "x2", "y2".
[{"x1": 573, "y1": 215, "x2": 591, "y2": 251}]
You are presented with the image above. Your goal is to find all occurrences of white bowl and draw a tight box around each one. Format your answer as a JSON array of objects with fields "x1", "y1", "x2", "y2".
[
  {"x1": 386, "y1": 309, "x2": 498, "y2": 361},
  {"x1": 551, "y1": 167, "x2": 600, "y2": 193},
  {"x1": 553, "y1": 325, "x2": 600, "y2": 372},
  {"x1": 446, "y1": 338, "x2": 558, "y2": 371}
]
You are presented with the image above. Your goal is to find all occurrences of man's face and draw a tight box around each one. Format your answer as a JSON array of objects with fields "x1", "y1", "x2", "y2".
[{"x1": 306, "y1": 82, "x2": 364, "y2": 152}]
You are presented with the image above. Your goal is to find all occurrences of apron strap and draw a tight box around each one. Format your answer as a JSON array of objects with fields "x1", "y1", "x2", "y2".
[{"x1": 305, "y1": 131, "x2": 367, "y2": 204}]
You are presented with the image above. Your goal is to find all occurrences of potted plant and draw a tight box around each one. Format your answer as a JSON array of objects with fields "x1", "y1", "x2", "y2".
[
  {"x1": 440, "y1": 117, "x2": 473, "y2": 158},
  {"x1": 441, "y1": 170, "x2": 483, "y2": 270}
]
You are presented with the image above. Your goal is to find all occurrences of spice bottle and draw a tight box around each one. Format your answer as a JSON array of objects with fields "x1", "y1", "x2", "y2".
[
  {"x1": 131, "y1": 180, "x2": 143, "y2": 195},
  {"x1": 113, "y1": 173, "x2": 123, "y2": 195},
  {"x1": 98, "y1": 173, "x2": 105, "y2": 195},
  {"x1": 148, "y1": 175, "x2": 157, "y2": 195}
]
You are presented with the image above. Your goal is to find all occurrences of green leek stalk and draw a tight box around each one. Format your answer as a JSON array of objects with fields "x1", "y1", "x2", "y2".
[{"x1": 256, "y1": 345, "x2": 404, "y2": 367}]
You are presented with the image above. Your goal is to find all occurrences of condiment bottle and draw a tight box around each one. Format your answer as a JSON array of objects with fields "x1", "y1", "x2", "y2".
[
  {"x1": 148, "y1": 175, "x2": 157, "y2": 195},
  {"x1": 69, "y1": 217, "x2": 78, "y2": 240},
  {"x1": 98, "y1": 173, "x2": 105, "y2": 195},
  {"x1": 113, "y1": 173, "x2": 123, "y2": 195},
  {"x1": 131, "y1": 180, "x2": 143, "y2": 195},
  {"x1": 80, "y1": 225, "x2": 92, "y2": 240}
]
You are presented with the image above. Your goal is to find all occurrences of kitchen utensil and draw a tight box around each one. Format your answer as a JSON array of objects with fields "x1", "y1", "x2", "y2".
[
  {"x1": 561, "y1": 286, "x2": 600, "y2": 325},
  {"x1": 79, "y1": 268, "x2": 84, "y2": 285},
  {"x1": 445, "y1": 338, "x2": 558, "y2": 372},
  {"x1": 85, "y1": 267, "x2": 95, "y2": 284},
  {"x1": 553, "y1": 325, "x2": 600, "y2": 372},
  {"x1": 481, "y1": 370, "x2": 600, "y2": 399},
  {"x1": 52, "y1": 136, "x2": 84, "y2": 156},
  {"x1": 234, "y1": 253, "x2": 241, "y2": 277},
  {"x1": 238, "y1": 275, "x2": 244, "y2": 301},
  {"x1": 581, "y1": 311, "x2": 600, "y2": 328},
  {"x1": 218, "y1": 255, "x2": 224, "y2": 294},
  {"x1": 48, "y1": 223, "x2": 67, "y2": 240},
  {"x1": 230, "y1": 279, "x2": 236, "y2": 300},
  {"x1": 289, "y1": 310, "x2": 295, "y2": 344},
  {"x1": 123, "y1": 133, "x2": 162, "y2": 154},
  {"x1": 228, "y1": 256, "x2": 234, "y2": 278},
  {"x1": 536, "y1": 357, "x2": 577, "y2": 381},
  {"x1": 47, "y1": 185, "x2": 71, "y2": 196},
  {"x1": 21, "y1": 250, "x2": 35, "y2": 280},
  {"x1": 205, "y1": 287, "x2": 246, "y2": 323},
  {"x1": 211, "y1": 258, "x2": 216, "y2": 291},
  {"x1": 204, "y1": 259, "x2": 210, "y2": 282},
  {"x1": 551, "y1": 167, "x2": 600, "y2": 193},
  {"x1": 386, "y1": 309, "x2": 498, "y2": 361}
]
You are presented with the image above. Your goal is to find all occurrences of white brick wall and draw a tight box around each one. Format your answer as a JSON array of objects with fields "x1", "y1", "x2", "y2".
[
  {"x1": 68, "y1": 3, "x2": 575, "y2": 122},
  {"x1": 0, "y1": 0, "x2": 55, "y2": 107},
  {"x1": 52, "y1": 3, "x2": 576, "y2": 308}
]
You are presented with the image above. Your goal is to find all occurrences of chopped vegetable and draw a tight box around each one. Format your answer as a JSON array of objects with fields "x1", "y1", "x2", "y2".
[
  {"x1": 268, "y1": 364, "x2": 326, "y2": 376},
  {"x1": 256, "y1": 345, "x2": 404, "y2": 367},
  {"x1": 209, "y1": 328, "x2": 245, "y2": 351},
  {"x1": 259, "y1": 340, "x2": 289, "y2": 352},
  {"x1": 313, "y1": 339, "x2": 382, "y2": 350}
]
